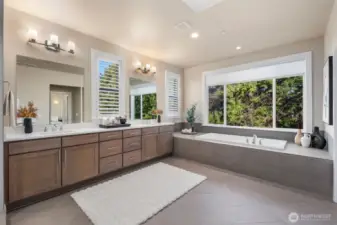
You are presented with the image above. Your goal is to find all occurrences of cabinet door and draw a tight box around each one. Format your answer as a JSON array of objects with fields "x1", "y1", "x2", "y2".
[
  {"x1": 62, "y1": 143, "x2": 98, "y2": 186},
  {"x1": 142, "y1": 134, "x2": 157, "y2": 161},
  {"x1": 9, "y1": 149, "x2": 61, "y2": 202},
  {"x1": 157, "y1": 132, "x2": 173, "y2": 156}
]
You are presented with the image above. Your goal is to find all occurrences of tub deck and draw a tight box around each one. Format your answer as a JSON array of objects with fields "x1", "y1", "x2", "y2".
[{"x1": 173, "y1": 132, "x2": 333, "y2": 198}]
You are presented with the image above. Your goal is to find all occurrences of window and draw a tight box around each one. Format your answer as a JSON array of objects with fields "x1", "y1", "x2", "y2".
[
  {"x1": 131, "y1": 93, "x2": 157, "y2": 120},
  {"x1": 204, "y1": 52, "x2": 312, "y2": 131},
  {"x1": 91, "y1": 49, "x2": 124, "y2": 119},
  {"x1": 165, "y1": 71, "x2": 181, "y2": 118},
  {"x1": 130, "y1": 81, "x2": 157, "y2": 120},
  {"x1": 98, "y1": 60, "x2": 120, "y2": 115}
]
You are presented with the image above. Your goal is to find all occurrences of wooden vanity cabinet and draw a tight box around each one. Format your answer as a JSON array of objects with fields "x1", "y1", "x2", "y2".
[
  {"x1": 5, "y1": 125, "x2": 174, "y2": 208},
  {"x1": 157, "y1": 125, "x2": 174, "y2": 156},
  {"x1": 8, "y1": 148, "x2": 61, "y2": 203},
  {"x1": 142, "y1": 134, "x2": 158, "y2": 161},
  {"x1": 62, "y1": 143, "x2": 99, "y2": 186}
]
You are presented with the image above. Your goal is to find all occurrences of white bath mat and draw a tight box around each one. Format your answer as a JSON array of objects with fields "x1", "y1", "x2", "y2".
[{"x1": 71, "y1": 162, "x2": 206, "y2": 225}]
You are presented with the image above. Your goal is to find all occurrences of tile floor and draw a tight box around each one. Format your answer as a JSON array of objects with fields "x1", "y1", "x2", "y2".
[{"x1": 7, "y1": 157, "x2": 337, "y2": 225}]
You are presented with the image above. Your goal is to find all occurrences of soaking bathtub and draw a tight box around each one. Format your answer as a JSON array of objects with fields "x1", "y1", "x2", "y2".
[{"x1": 195, "y1": 133, "x2": 287, "y2": 150}]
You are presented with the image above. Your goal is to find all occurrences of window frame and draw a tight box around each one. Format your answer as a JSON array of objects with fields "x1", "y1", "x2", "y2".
[
  {"x1": 165, "y1": 71, "x2": 181, "y2": 119},
  {"x1": 130, "y1": 83, "x2": 157, "y2": 120},
  {"x1": 202, "y1": 52, "x2": 312, "y2": 132},
  {"x1": 91, "y1": 49, "x2": 125, "y2": 119}
]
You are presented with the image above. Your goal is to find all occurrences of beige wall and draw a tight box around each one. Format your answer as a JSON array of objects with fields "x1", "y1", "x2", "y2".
[
  {"x1": 184, "y1": 37, "x2": 324, "y2": 129},
  {"x1": 4, "y1": 7, "x2": 184, "y2": 124},
  {"x1": 324, "y1": 1, "x2": 337, "y2": 154},
  {"x1": 324, "y1": 0, "x2": 337, "y2": 203}
]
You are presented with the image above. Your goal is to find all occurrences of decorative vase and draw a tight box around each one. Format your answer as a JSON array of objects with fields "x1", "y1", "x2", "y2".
[
  {"x1": 294, "y1": 129, "x2": 302, "y2": 145},
  {"x1": 23, "y1": 118, "x2": 33, "y2": 134},
  {"x1": 190, "y1": 123, "x2": 195, "y2": 132},
  {"x1": 311, "y1": 126, "x2": 326, "y2": 149},
  {"x1": 301, "y1": 134, "x2": 311, "y2": 148},
  {"x1": 157, "y1": 115, "x2": 161, "y2": 123}
]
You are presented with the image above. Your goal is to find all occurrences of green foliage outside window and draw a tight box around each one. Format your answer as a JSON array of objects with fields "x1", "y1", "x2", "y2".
[
  {"x1": 133, "y1": 93, "x2": 157, "y2": 120},
  {"x1": 142, "y1": 93, "x2": 157, "y2": 119},
  {"x1": 276, "y1": 76, "x2": 303, "y2": 128},
  {"x1": 134, "y1": 96, "x2": 141, "y2": 119},
  {"x1": 227, "y1": 80, "x2": 273, "y2": 128},
  {"x1": 208, "y1": 76, "x2": 303, "y2": 129}
]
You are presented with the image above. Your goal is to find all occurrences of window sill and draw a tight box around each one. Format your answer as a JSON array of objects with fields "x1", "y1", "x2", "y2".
[{"x1": 202, "y1": 124, "x2": 298, "y2": 133}]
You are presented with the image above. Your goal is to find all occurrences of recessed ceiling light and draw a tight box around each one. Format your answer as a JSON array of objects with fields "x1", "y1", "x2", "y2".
[
  {"x1": 236, "y1": 46, "x2": 242, "y2": 50},
  {"x1": 190, "y1": 32, "x2": 199, "y2": 39},
  {"x1": 182, "y1": 0, "x2": 224, "y2": 13}
]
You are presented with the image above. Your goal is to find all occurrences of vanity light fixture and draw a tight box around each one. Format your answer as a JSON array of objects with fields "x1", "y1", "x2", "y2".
[
  {"x1": 236, "y1": 46, "x2": 242, "y2": 50},
  {"x1": 135, "y1": 62, "x2": 156, "y2": 76},
  {"x1": 27, "y1": 29, "x2": 76, "y2": 55}
]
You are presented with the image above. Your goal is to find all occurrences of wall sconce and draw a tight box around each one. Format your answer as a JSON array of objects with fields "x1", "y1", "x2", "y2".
[
  {"x1": 27, "y1": 29, "x2": 76, "y2": 55},
  {"x1": 135, "y1": 61, "x2": 156, "y2": 75}
]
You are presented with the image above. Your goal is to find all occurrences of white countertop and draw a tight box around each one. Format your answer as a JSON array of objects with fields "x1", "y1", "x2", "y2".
[
  {"x1": 174, "y1": 132, "x2": 332, "y2": 161},
  {"x1": 4, "y1": 122, "x2": 174, "y2": 142}
]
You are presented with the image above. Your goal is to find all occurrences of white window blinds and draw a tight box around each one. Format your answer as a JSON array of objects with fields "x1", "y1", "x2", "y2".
[
  {"x1": 98, "y1": 60, "x2": 120, "y2": 116},
  {"x1": 166, "y1": 71, "x2": 181, "y2": 118}
]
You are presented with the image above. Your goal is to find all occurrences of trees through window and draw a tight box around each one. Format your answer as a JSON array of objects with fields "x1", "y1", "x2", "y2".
[{"x1": 208, "y1": 76, "x2": 303, "y2": 129}]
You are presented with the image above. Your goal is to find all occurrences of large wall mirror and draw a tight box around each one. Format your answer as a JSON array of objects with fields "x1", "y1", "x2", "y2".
[
  {"x1": 16, "y1": 56, "x2": 84, "y2": 126},
  {"x1": 129, "y1": 77, "x2": 157, "y2": 120}
]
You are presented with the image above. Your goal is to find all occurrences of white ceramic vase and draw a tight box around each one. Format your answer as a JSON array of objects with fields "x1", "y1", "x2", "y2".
[{"x1": 301, "y1": 134, "x2": 311, "y2": 148}]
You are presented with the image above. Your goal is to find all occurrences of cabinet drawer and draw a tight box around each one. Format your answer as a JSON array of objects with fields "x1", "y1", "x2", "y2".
[
  {"x1": 123, "y1": 150, "x2": 141, "y2": 167},
  {"x1": 123, "y1": 136, "x2": 141, "y2": 152},
  {"x1": 9, "y1": 138, "x2": 61, "y2": 155},
  {"x1": 99, "y1": 131, "x2": 122, "y2": 142},
  {"x1": 159, "y1": 125, "x2": 174, "y2": 133},
  {"x1": 123, "y1": 129, "x2": 141, "y2": 138},
  {"x1": 160, "y1": 125, "x2": 174, "y2": 133},
  {"x1": 62, "y1": 133, "x2": 98, "y2": 147},
  {"x1": 100, "y1": 154, "x2": 123, "y2": 174},
  {"x1": 100, "y1": 139, "x2": 122, "y2": 158},
  {"x1": 142, "y1": 127, "x2": 159, "y2": 135}
]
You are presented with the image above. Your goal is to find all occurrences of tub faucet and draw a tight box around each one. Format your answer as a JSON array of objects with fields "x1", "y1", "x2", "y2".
[{"x1": 252, "y1": 134, "x2": 258, "y2": 144}]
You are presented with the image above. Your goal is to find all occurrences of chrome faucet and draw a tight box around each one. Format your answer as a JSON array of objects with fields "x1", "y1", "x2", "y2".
[{"x1": 252, "y1": 134, "x2": 258, "y2": 144}]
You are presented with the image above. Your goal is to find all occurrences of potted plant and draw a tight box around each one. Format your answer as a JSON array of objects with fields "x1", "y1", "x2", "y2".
[
  {"x1": 186, "y1": 104, "x2": 197, "y2": 132},
  {"x1": 17, "y1": 101, "x2": 38, "y2": 134},
  {"x1": 152, "y1": 109, "x2": 163, "y2": 123}
]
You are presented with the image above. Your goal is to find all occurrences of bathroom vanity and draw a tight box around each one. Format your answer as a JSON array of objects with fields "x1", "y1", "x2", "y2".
[{"x1": 4, "y1": 124, "x2": 174, "y2": 210}]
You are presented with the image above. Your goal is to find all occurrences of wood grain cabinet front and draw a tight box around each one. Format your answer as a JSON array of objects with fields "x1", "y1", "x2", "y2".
[
  {"x1": 157, "y1": 132, "x2": 173, "y2": 156},
  {"x1": 100, "y1": 139, "x2": 122, "y2": 158},
  {"x1": 99, "y1": 131, "x2": 123, "y2": 142},
  {"x1": 8, "y1": 149, "x2": 61, "y2": 202},
  {"x1": 142, "y1": 134, "x2": 158, "y2": 161},
  {"x1": 123, "y1": 129, "x2": 141, "y2": 138},
  {"x1": 100, "y1": 154, "x2": 123, "y2": 174},
  {"x1": 123, "y1": 136, "x2": 141, "y2": 152},
  {"x1": 62, "y1": 134, "x2": 98, "y2": 147},
  {"x1": 62, "y1": 143, "x2": 99, "y2": 186},
  {"x1": 123, "y1": 150, "x2": 141, "y2": 167}
]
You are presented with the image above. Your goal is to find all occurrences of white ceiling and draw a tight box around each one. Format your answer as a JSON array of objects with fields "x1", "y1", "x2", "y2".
[{"x1": 5, "y1": 0, "x2": 335, "y2": 68}]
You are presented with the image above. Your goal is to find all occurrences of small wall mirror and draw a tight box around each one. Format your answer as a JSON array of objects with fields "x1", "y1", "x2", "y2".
[
  {"x1": 129, "y1": 77, "x2": 157, "y2": 120},
  {"x1": 16, "y1": 56, "x2": 84, "y2": 125}
]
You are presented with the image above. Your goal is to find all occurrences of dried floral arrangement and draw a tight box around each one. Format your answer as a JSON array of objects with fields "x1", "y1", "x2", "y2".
[
  {"x1": 152, "y1": 109, "x2": 163, "y2": 115},
  {"x1": 17, "y1": 101, "x2": 38, "y2": 118}
]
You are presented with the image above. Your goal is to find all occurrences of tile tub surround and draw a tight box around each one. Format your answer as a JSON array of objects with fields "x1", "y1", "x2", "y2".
[
  {"x1": 173, "y1": 133, "x2": 333, "y2": 198},
  {"x1": 178, "y1": 122, "x2": 326, "y2": 143},
  {"x1": 4, "y1": 122, "x2": 174, "y2": 142}
]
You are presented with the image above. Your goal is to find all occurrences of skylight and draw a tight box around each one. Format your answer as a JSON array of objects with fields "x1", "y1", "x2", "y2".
[{"x1": 182, "y1": 0, "x2": 224, "y2": 13}]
